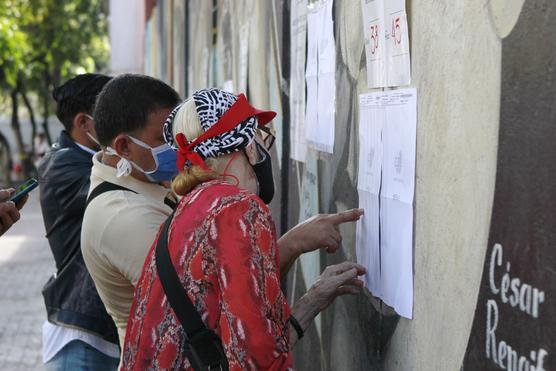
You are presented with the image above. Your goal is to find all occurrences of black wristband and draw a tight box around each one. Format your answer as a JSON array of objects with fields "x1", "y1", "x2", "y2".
[{"x1": 289, "y1": 315, "x2": 304, "y2": 340}]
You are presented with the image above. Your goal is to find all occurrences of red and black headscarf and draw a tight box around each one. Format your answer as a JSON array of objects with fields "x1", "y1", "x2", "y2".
[{"x1": 163, "y1": 88, "x2": 275, "y2": 171}]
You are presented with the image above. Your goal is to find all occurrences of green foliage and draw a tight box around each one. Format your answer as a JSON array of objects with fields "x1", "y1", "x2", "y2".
[
  {"x1": 0, "y1": 4, "x2": 29, "y2": 88},
  {"x1": 0, "y1": 0, "x2": 109, "y2": 94}
]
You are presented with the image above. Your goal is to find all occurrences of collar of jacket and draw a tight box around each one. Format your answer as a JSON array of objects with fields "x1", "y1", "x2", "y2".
[{"x1": 55, "y1": 130, "x2": 92, "y2": 157}]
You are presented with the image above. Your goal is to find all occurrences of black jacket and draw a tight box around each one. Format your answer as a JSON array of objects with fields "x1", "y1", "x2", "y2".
[{"x1": 38, "y1": 131, "x2": 118, "y2": 345}]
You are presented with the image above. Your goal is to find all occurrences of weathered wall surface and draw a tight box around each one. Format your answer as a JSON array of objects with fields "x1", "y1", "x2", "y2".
[{"x1": 383, "y1": 1, "x2": 502, "y2": 369}]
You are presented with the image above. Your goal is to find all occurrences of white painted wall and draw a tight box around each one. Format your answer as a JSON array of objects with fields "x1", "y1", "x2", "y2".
[{"x1": 109, "y1": 0, "x2": 146, "y2": 74}]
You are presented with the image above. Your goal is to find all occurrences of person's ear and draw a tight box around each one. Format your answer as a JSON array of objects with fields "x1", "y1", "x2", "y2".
[
  {"x1": 73, "y1": 112, "x2": 90, "y2": 133},
  {"x1": 112, "y1": 135, "x2": 132, "y2": 160},
  {"x1": 244, "y1": 142, "x2": 260, "y2": 165}
]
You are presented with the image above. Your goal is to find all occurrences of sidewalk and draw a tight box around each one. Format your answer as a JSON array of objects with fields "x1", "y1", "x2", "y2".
[{"x1": 0, "y1": 192, "x2": 53, "y2": 370}]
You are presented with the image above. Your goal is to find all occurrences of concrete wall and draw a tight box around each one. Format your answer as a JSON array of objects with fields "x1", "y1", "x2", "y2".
[
  {"x1": 139, "y1": 0, "x2": 533, "y2": 369},
  {"x1": 384, "y1": 1, "x2": 501, "y2": 369}
]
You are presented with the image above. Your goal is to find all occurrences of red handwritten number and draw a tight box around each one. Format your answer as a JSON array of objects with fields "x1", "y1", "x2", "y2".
[
  {"x1": 370, "y1": 24, "x2": 379, "y2": 55},
  {"x1": 391, "y1": 17, "x2": 401, "y2": 45}
]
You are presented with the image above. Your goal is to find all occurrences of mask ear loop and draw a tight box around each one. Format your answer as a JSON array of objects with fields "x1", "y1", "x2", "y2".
[{"x1": 220, "y1": 151, "x2": 241, "y2": 186}]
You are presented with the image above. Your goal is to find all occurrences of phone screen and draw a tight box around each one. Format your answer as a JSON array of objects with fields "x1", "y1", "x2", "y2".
[{"x1": 10, "y1": 178, "x2": 38, "y2": 203}]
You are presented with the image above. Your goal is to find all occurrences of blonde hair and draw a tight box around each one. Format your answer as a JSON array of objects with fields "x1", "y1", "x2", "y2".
[{"x1": 171, "y1": 99, "x2": 218, "y2": 195}]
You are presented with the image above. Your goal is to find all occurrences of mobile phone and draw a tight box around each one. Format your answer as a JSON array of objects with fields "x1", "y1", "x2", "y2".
[{"x1": 9, "y1": 178, "x2": 39, "y2": 204}]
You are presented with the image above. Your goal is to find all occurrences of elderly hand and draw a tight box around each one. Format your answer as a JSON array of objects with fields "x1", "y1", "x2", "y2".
[
  {"x1": 0, "y1": 189, "x2": 23, "y2": 236},
  {"x1": 305, "y1": 261, "x2": 366, "y2": 311},
  {"x1": 288, "y1": 261, "x2": 366, "y2": 346},
  {"x1": 279, "y1": 207, "x2": 364, "y2": 256}
]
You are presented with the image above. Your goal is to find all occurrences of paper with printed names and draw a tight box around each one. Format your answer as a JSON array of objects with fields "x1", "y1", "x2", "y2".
[
  {"x1": 304, "y1": 0, "x2": 335, "y2": 154},
  {"x1": 356, "y1": 88, "x2": 416, "y2": 319},
  {"x1": 290, "y1": 0, "x2": 308, "y2": 162},
  {"x1": 361, "y1": 0, "x2": 411, "y2": 88}
]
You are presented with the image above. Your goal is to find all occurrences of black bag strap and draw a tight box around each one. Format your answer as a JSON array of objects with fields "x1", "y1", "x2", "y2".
[
  {"x1": 86, "y1": 181, "x2": 137, "y2": 208},
  {"x1": 155, "y1": 214, "x2": 229, "y2": 371}
]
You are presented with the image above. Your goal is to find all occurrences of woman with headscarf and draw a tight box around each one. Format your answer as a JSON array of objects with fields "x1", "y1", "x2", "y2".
[{"x1": 121, "y1": 89, "x2": 366, "y2": 370}]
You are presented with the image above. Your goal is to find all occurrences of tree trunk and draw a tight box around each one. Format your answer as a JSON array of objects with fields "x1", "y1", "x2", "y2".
[
  {"x1": 19, "y1": 77, "x2": 38, "y2": 153},
  {"x1": 42, "y1": 71, "x2": 53, "y2": 145},
  {"x1": 0, "y1": 130, "x2": 13, "y2": 184},
  {"x1": 42, "y1": 94, "x2": 52, "y2": 145},
  {"x1": 10, "y1": 84, "x2": 34, "y2": 179},
  {"x1": 10, "y1": 89, "x2": 25, "y2": 154}
]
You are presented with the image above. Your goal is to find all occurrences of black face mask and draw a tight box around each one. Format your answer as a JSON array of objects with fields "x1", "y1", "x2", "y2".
[{"x1": 252, "y1": 142, "x2": 275, "y2": 204}]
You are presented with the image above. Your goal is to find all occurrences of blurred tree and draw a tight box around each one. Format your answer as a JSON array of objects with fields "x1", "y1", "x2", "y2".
[{"x1": 0, "y1": 0, "x2": 109, "y2": 178}]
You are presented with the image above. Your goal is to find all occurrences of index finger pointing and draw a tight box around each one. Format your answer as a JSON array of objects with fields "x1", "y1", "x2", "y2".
[{"x1": 329, "y1": 208, "x2": 364, "y2": 225}]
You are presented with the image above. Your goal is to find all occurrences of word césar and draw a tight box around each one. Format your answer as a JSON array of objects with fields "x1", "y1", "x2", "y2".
[{"x1": 486, "y1": 243, "x2": 548, "y2": 371}]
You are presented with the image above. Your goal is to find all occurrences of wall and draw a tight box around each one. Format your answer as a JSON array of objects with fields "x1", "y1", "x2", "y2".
[
  {"x1": 138, "y1": 0, "x2": 541, "y2": 369},
  {"x1": 109, "y1": 0, "x2": 145, "y2": 74}
]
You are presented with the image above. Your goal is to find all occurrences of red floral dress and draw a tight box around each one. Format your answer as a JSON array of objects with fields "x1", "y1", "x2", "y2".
[{"x1": 121, "y1": 180, "x2": 292, "y2": 370}]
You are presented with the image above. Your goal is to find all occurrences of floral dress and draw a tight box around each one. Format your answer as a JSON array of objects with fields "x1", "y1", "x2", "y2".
[{"x1": 121, "y1": 180, "x2": 292, "y2": 370}]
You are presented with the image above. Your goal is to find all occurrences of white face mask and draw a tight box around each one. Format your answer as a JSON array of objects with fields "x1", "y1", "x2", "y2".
[{"x1": 84, "y1": 114, "x2": 101, "y2": 146}]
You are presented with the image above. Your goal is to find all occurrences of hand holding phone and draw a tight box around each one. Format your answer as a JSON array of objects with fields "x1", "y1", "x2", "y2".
[
  {"x1": 9, "y1": 178, "x2": 38, "y2": 206},
  {"x1": 0, "y1": 188, "x2": 21, "y2": 236}
]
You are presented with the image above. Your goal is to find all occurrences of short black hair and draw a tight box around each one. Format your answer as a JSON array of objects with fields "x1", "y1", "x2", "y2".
[
  {"x1": 52, "y1": 73, "x2": 112, "y2": 133},
  {"x1": 93, "y1": 74, "x2": 181, "y2": 146}
]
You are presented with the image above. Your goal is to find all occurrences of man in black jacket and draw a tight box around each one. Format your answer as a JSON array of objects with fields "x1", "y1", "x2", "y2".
[{"x1": 39, "y1": 74, "x2": 119, "y2": 370}]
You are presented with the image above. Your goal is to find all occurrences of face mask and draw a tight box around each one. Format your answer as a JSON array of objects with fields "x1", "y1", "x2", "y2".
[
  {"x1": 106, "y1": 136, "x2": 178, "y2": 182},
  {"x1": 127, "y1": 136, "x2": 178, "y2": 182},
  {"x1": 251, "y1": 142, "x2": 275, "y2": 204},
  {"x1": 84, "y1": 115, "x2": 101, "y2": 147}
]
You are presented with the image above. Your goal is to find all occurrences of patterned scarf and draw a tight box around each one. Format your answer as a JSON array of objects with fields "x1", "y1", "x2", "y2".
[{"x1": 163, "y1": 89, "x2": 258, "y2": 168}]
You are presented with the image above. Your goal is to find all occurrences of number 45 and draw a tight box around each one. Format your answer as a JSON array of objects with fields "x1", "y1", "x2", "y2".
[
  {"x1": 391, "y1": 17, "x2": 402, "y2": 45},
  {"x1": 370, "y1": 24, "x2": 379, "y2": 55}
]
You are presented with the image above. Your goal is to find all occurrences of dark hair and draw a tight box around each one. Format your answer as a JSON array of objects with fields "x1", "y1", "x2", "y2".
[
  {"x1": 93, "y1": 74, "x2": 181, "y2": 146},
  {"x1": 52, "y1": 73, "x2": 112, "y2": 133}
]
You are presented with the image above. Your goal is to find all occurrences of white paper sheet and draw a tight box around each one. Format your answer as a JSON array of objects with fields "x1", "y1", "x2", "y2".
[
  {"x1": 360, "y1": 0, "x2": 411, "y2": 88},
  {"x1": 356, "y1": 190, "x2": 382, "y2": 296},
  {"x1": 384, "y1": 0, "x2": 411, "y2": 87},
  {"x1": 361, "y1": 0, "x2": 386, "y2": 88},
  {"x1": 357, "y1": 93, "x2": 386, "y2": 194},
  {"x1": 222, "y1": 79, "x2": 234, "y2": 93},
  {"x1": 355, "y1": 88, "x2": 416, "y2": 319},
  {"x1": 381, "y1": 89, "x2": 416, "y2": 204},
  {"x1": 237, "y1": 22, "x2": 249, "y2": 94},
  {"x1": 380, "y1": 197, "x2": 413, "y2": 318},
  {"x1": 356, "y1": 93, "x2": 386, "y2": 296},
  {"x1": 305, "y1": 0, "x2": 335, "y2": 154},
  {"x1": 290, "y1": 0, "x2": 308, "y2": 163}
]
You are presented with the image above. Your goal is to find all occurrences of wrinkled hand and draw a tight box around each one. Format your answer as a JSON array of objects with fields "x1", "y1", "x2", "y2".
[
  {"x1": 0, "y1": 189, "x2": 22, "y2": 236},
  {"x1": 305, "y1": 261, "x2": 366, "y2": 312},
  {"x1": 281, "y1": 208, "x2": 364, "y2": 255}
]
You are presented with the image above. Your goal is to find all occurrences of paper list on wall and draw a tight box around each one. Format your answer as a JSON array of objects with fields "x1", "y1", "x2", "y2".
[
  {"x1": 361, "y1": 0, "x2": 411, "y2": 88},
  {"x1": 356, "y1": 93, "x2": 385, "y2": 296},
  {"x1": 290, "y1": 0, "x2": 308, "y2": 163},
  {"x1": 304, "y1": 0, "x2": 335, "y2": 154},
  {"x1": 356, "y1": 88, "x2": 416, "y2": 319}
]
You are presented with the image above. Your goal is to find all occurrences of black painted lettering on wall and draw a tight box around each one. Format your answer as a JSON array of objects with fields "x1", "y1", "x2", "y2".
[{"x1": 462, "y1": 1, "x2": 556, "y2": 370}]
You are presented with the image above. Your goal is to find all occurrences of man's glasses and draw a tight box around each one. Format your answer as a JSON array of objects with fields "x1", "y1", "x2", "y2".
[{"x1": 258, "y1": 125, "x2": 276, "y2": 150}]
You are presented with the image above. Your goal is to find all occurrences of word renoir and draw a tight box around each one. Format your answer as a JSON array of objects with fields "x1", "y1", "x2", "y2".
[{"x1": 486, "y1": 243, "x2": 548, "y2": 371}]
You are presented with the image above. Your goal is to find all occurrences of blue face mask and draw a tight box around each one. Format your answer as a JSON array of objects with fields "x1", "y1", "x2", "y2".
[{"x1": 128, "y1": 136, "x2": 178, "y2": 182}]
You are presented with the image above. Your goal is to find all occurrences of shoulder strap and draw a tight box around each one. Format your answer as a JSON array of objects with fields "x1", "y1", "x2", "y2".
[
  {"x1": 86, "y1": 181, "x2": 137, "y2": 208},
  {"x1": 155, "y1": 214, "x2": 228, "y2": 371}
]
